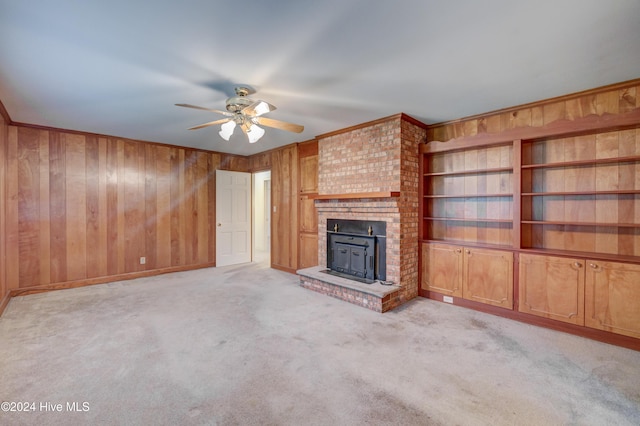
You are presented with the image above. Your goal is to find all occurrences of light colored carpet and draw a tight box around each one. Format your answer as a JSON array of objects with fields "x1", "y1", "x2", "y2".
[{"x1": 1, "y1": 260, "x2": 639, "y2": 425}]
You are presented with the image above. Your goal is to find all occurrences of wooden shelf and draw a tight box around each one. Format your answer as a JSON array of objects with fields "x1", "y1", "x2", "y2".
[
  {"x1": 422, "y1": 239, "x2": 514, "y2": 250},
  {"x1": 522, "y1": 190, "x2": 640, "y2": 196},
  {"x1": 424, "y1": 167, "x2": 512, "y2": 177},
  {"x1": 522, "y1": 155, "x2": 640, "y2": 169},
  {"x1": 425, "y1": 217, "x2": 513, "y2": 224},
  {"x1": 521, "y1": 220, "x2": 640, "y2": 228},
  {"x1": 426, "y1": 193, "x2": 512, "y2": 199},
  {"x1": 312, "y1": 191, "x2": 400, "y2": 200},
  {"x1": 517, "y1": 247, "x2": 640, "y2": 264}
]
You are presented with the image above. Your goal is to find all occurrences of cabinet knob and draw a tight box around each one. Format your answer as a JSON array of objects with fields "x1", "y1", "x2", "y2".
[
  {"x1": 589, "y1": 263, "x2": 598, "y2": 269},
  {"x1": 455, "y1": 248, "x2": 462, "y2": 254},
  {"x1": 574, "y1": 262, "x2": 582, "y2": 268},
  {"x1": 465, "y1": 249, "x2": 471, "y2": 254}
]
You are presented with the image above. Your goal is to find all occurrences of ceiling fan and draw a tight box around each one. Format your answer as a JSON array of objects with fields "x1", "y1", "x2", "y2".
[{"x1": 176, "y1": 86, "x2": 304, "y2": 143}]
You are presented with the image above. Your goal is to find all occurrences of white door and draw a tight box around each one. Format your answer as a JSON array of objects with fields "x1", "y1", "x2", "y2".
[
  {"x1": 216, "y1": 170, "x2": 252, "y2": 266},
  {"x1": 264, "y1": 179, "x2": 271, "y2": 251}
]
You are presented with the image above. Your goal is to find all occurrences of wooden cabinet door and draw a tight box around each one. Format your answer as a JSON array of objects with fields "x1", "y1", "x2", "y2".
[
  {"x1": 463, "y1": 248, "x2": 513, "y2": 309},
  {"x1": 299, "y1": 233, "x2": 318, "y2": 269},
  {"x1": 585, "y1": 261, "x2": 640, "y2": 339},
  {"x1": 518, "y1": 254, "x2": 585, "y2": 325},
  {"x1": 421, "y1": 243, "x2": 463, "y2": 297},
  {"x1": 299, "y1": 195, "x2": 317, "y2": 233},
  {"x1": 299, "y1": 155, "x2": 318, "y2": 194}
]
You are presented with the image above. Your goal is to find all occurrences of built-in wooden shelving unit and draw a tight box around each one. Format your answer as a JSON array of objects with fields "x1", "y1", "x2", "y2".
[
  {"x1": 420, "y1": 113, "x2": 640, "y2": 349},
  {"x1": 519, "y1": 135, "x2": 640, "y2": 258},
  {"x1": 422, "y1": 141, "x2": 514, "y2": 248}
]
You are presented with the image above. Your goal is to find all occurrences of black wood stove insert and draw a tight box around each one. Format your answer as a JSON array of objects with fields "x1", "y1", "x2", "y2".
[{"x1": 325, "y1": 219, "x2": 386, "y2": 284}]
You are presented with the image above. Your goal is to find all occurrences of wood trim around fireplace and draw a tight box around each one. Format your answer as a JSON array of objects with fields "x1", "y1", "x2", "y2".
[{"x1": 311, "y1": 191, "x2": 400, "y2": 200}]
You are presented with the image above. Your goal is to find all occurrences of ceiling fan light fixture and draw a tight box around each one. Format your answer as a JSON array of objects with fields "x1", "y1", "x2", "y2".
[
  {"x1": 252, "y1": 101, "x2": 271, "y2": 116},
  {"x1": 219, "y1": 120, "x2": 236, "y2": 141},
  {"x1": 247, "y1": 123, "x2": 265, "y2": 143},
  {"x1": 177, "y1": 85, "x2": 303, "y2": 144}
]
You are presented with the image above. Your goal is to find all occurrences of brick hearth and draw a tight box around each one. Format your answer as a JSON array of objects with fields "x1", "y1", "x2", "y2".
[
  {"x1": 297, "y1": 266, "x2": 401, "y2": 313},
  {"x1": 297, "y1": 113, "x2": 426, "y2": 312}
]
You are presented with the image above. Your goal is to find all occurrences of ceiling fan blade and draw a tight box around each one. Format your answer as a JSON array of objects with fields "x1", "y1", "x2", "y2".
[
  {"x1": 175, "y1": 103, "x2": 231, "y2": 116},
  {"x1": 254, "y1": 116, "x2": 304, "y2": 133},
  {"x1": 242, "y1": 100, "x2": 276, "y2": 117},
  {"x1": 188, "y1": 118, "x2": 230, "y2": 130}
]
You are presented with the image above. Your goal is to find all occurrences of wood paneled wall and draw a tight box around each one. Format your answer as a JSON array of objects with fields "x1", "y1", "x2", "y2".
[
  {"x1": 4, "y1": 125, "x2": 248, "y2": 295},
  {"x1": 271, "y1": 144, "x2": 299, "y2": 272},
  {"x1": 0, "y1": 110, "x2": 8, "y2": 310},
  {"x1": 248, "y1": 150, "x2": 272, "y2": 172},
  {"x1": 428, "y1": 79, "x2": 640, "y2": 143}
]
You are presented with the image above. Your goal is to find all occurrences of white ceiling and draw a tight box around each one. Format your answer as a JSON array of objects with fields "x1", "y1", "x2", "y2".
[{"x1": 1, "y1": 0, "x2": 639, "y2": 156}]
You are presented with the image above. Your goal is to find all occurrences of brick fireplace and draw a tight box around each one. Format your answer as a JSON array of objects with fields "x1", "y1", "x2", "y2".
[{"x1": 297, "y1": 113, "x2": 426, "y2": 312}]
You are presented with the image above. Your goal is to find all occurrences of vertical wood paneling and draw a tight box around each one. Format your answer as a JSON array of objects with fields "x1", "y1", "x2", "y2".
[
  {"x1": 97, "y1": 137, "x2": 108, "y2": 276},
  {"x1": 619, "y1": 87, "x2": 636, "y2": 112},
  {"x1": 530, "y1": 106, "x2": 544, "y2": 127},
  {"x1": 196, "y1": 151, "x2": 209, "y2": 263},
  {"x1": 3, "y1": 121, "x2": 304, "y2": 293},
  {"x1": 208, "y1": 154, "x2": 220, "y2": 263},
  {"x1": 170, "y1": 147, "x2": 181, "y2": 266},
  {"x1": 106, "y1": 138, "x2": 119, "y2": 276},
  {"x1": 116, "y1": 139, "x2": 126, "y2": 274},
  {"x1": 248, "y1": 151, "x2": 272, "y2": 171},
  {"x1": 177, "y1": 149, "x2": 186, "y2": 265},
  {"x1": 156, "y1": 146, "x2": 171, "y2": 268},
  {"x1": 124, "y1": 141, "x2": 145, "y2": 272},
  {"x1": 49, "y1": 131, "x2": 66, "y2": 284},
  {"x1": 428, "y1": 81, "x2": 640, "y2": 144},
  {"x1": 4, "y1": 125, "x2": 242, "y2": 292},
  {"x1": 272, "y1": 145, "x2": 298, "y2": 271},
  {"x1": 136, "y1": 143, "x2": 146, "y2": 270},
  {"x1": 38, "y1": 131, "x2": 51, "y2": 285},
  {"x1": 219, "y1": 154, "x2": 249, "y2": 172},
  {"x1": 184, "y1": 150, "x2": 195, "y2": 264},
  {"x1": 596, "y1": 91, "x2": 619, "y2": 115},
  {"x1": 0, "y1": 116, "x2": 7, "y2": 298},
  {"x1": 85, "y1": 135, "x2": 101, "y2": 278},
  {"x1": 145, "y1": 144, "x2": 157, "y2": 270},
  {"x1": 124, "y1": 140, "x2": 142, "y2": 273},
  {"x1": 6, "y1": 126, "x2": 19, "y2": 290},
  {"x1": 65, "y1": 133, "x2": 87, "y2": 281},
  {"x1": 17, "y1": 127, "x2": 40, "y2": 287}
]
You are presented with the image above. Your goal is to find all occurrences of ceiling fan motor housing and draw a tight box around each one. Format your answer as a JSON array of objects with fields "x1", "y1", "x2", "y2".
[{"x1": 225, "y1": 86, "x2": 253, "y2": 112}]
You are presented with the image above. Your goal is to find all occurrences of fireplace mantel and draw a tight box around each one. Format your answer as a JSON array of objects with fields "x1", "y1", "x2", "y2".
[{"x1": 311, "y1": 191, "x2": 400, "y2": 200}]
